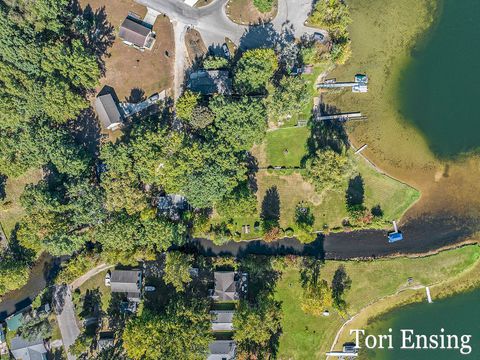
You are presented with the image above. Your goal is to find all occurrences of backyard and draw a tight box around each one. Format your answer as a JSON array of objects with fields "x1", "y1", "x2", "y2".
[
  {"x1": 80, "y1": 0, "x2": 175, "y2": 100},
  {"x1": 275, "y1": 244, "x2": 480, "y2": 359}
]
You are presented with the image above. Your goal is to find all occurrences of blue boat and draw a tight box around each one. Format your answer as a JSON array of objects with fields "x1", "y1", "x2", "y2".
[{"x1": 388, "y1": 232, "x2": 403, "y2": 243}]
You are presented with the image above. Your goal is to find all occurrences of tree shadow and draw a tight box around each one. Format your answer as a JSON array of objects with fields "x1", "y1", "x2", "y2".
[
  {"x1": 69, "y1": 107, "x2": 102, "y2": 159},
  {"x1": 244, "y1": 152, "x2": 259, "y2": 193},
  {"x1": 80, "y1": 288, "x2": 102, "y2": 319},
  {"x1": 345, "y1": 175, "x2": 365, "y2": 208},
  {"x1": 261, "y1": 186, "x2": 280, "y2": 229},
  {"x1": 0, "y1": 174, "x2": 6, "y2": 200},
  {"x1": 125, "y1": 88, "x2": 146, "y2": 103},
  {"x1": 69, "y1": 2, "x2": 116, "y2": 76}
]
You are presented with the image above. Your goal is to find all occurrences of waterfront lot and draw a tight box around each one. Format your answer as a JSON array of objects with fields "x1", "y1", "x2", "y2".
[{"x1": 275, "y1": 244, "x2": 480, "y2": 359}]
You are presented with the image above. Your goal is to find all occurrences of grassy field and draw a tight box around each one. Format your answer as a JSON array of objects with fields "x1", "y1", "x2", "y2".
[
  {"x1": 76, "y1": 270, "x2": 112, "y2": 313},
  {"x1": 275, "y1": 244, "x2": 480, "y2": 359},
  {"x1": 265, "y1": 127, "x2": 310, "y2": 167},
  {"x1": 0, "y1": 169, "x2": 43, "y2": 237}
]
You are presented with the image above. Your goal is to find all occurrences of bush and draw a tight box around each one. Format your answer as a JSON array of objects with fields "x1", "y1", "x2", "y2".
[
  {"x1": 56, "y1": 253, "x2": 100, "y2": 285},
  {"x1": 203, "y1": 56, "x2": 229, "y2": 70},
  {"x1": 253, "y1": 0, "x2": 274, "y2": 13}
]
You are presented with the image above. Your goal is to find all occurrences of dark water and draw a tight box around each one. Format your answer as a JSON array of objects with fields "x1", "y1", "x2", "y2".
[
  {"x1": 399, "y1": 0, "x2": 480, "y2": 158},
  {"x1": 361, "y1": 289, "x2": 480, "y2": 359}
]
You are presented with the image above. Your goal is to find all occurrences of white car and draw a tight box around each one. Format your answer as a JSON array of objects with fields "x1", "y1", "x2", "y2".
[{"x1": 144, "y1": 286, "x2": 156, "y2": 292}]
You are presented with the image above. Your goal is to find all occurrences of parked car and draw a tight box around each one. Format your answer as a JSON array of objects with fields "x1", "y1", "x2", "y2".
[
  {"x1": 222, "y1": 43, "x2": 231, "y2": 58},
  {"x1": 313, "y1": 32, "x2": 325, "y2": 42},
  {"x1": 144, "y1": 286, "x2": 156, "y2": 292}
]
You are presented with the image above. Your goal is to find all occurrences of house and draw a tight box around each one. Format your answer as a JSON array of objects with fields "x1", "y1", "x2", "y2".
[
  {"x1": 211, "y1": 310, "x2": 235, "y2": 331},
  {"x1": 10, "y1": 336, "x2": 48, "y2": 360},
  {"x1": 187, "y1": 70, "x2": 232, "y2": 95},
  {"x1": 207, "y1": 340, "x2": 236, "y2": 360},
  {"x1": 211, "y1": 272, "x2": 238, "y2": 301},
  {"x1": 95, "y1": 93, "x2": 123, "y2": 131},
  {"x1": 109, "y1": 269, "x2": 143, "y2": 302},
  {"x1": 97, "y1": 332, "x2": 115, "y2": 352},
  {"x1": 0, "y1": 324, "x2": 7, "y2": 355},
  {"x1": 156, "y1": 194, "x2": 189, "y2": 220},
  {"x1": 119, "y1": 17, "x2": 156, "y2": 50}
]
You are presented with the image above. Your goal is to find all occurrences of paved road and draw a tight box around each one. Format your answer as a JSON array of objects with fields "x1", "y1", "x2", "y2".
[{"x1": 55, "y1": 286, "x2": 80, "y2": 360}]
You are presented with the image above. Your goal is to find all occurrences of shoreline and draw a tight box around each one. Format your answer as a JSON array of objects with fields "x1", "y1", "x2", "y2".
[{"x1": 328, "y1": 243, "x2": 480, "y2": 357}]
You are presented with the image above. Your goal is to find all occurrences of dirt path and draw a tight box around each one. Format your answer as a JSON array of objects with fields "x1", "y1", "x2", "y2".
[{"x1": 69, "y1": 263, "x2": 113, "y2": 290}]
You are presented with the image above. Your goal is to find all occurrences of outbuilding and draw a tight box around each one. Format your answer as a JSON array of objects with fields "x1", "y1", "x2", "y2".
[{"x1": 95, "y1": 93, "x2": 123, "y2": 131}]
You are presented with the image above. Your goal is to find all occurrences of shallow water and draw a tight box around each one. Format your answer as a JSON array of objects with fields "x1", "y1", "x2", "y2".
[
  {"x1": 360, "y1": 289, "x2": 480, "y2": 359},
  {"x1": 398, "y1": 0, "x2": 480, "y2": 158}
]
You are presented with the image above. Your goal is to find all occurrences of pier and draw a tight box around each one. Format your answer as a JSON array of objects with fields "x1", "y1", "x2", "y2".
[
  {"x1": 317, "y1": 74, "x2": 368, "y2": 93},
  {"x1": 426, "y1": 287, "x2": 433, "y2": 303},
  {"x1": 315, "y1": 112, "x2": 366, "y2": 122}
]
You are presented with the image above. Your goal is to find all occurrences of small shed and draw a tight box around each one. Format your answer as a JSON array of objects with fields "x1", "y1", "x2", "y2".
[
  {"x1": 119, "y1": 17, "x2": 155, "y2": 50},
  {"x1": 95, "y1": 93, "x2": 123, "y2": 131}
]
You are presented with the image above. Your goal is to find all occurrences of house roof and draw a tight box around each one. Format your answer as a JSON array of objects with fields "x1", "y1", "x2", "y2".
[
  {"x1": 95, "y1": 93, "x2": 123, "y2": 129},
  {"x1": 119, "y1": 18, "x2": 151, "y2": 48},
  {"x1": 6, "y1": 312, "x2": 24, "y2": 331},
  {"x1": 10, "y1": 336, "x2": 47, "y2": 360},
  {"x1": 213, "y1": 272, "x2": 237, "y2": 301},
  {"x1": 110, "y1": 270, "x2": 142, "y2": 298},
  {"x1": 207, "y1": 340, "x2": 236, "y2": 360},
  {"x1": 187, "y1": 70, "x2": 232, "y2": 95},
  {"x1": 211, "y1": 310, "x2": 235, "y2": 331}
]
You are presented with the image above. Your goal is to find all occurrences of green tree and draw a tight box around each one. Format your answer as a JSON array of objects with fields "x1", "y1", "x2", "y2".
[
  {"x1": 266, "y1": 76, "x2": 310, "y2": 123},
  {"x1": 163, "y1": 251, "x2": 193, "y2": 292},
  {"x1": 176, "y1": 90, "x2": 200, "y2": 121},
  {"x1": 100, "y1": 143, "x2": 147, "y2": 215},
  {"x1": 309, "y1": 0, "x2": 351, "y2": 42},
  {"x1": 300, "y1": 257, "x2": 332, "y2": 315},
  {"x1": 234, "y1": 49, "x2": 278, "y2": 94},
  {"x1": 122, "y1": 301, "x2": 212, "y2": 360},
  {"x1": 252, "y1": 0, "x2": 274, "y2": 12},
  {"x1": 216, "y1": 182, "x2": 257, "y2": 220},
  {"x1": 203, "y1": 56, "x2": 229, "y2": 70},
  {"x1": 331, "y1": 265, "x2": 351, "y2": 312},
  {"x1": 210, "y1": 95, "x2": 267, "y2": 151},
  {"x1": 0, "y1": 255, "x2": 30, "y2": 296},
  {"x1": 305, "y1": 149, "x2": 352, "y2": 192},
  {"x1": 233, "y1": 295, "x2": 282, "y2": 358},
  {"x1": 189, "y1": 105, "x2": 214, "y2": 129}
]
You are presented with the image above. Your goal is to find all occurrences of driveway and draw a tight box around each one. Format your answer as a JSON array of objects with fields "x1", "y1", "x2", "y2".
[{"x1": 55, "y1": 286, "x2": 80, "y2": 360}]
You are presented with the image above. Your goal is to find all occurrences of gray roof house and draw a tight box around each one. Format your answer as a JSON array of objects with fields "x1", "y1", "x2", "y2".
[
  {"x1": 211, "y1": 310, "x2": 235, "y2": 331},
  {"x1": 119, "y1": 17, "x2": 156, "y2": 50},
  {"x1": 187, "y1": 70, "x2": 232, "y2": 95},
  {"x1": 10, "y1": 336, "x2": 47, "y2": 360},
  {"x1": 212, "y1": 272, "x2": 238, "y2": 301},
  {"x1": 110, "y1": 269, "x2": 142, "y2": 302},
  {"x1": 95, "y1": 93, "x2": 123, "y2": 131},
  {"x1": 207, "y1": 340, "x2": 236, "y2": 360}
]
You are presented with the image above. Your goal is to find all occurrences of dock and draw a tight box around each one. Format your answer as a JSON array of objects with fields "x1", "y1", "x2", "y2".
[
  {"x1": 426, "y1": 287, "x2": 433, "y2": 303},
  {"x1": 315, "y1": 112, "x2": 365, "y2": 122},
  {"x1": 317, "y1": 74, "x2": 368, "y2": 93}
]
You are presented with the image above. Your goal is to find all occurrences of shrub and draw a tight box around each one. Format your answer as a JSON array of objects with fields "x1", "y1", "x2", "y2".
[{"x1": 253, "y1": 0, "x2": 274, "y2": 13}]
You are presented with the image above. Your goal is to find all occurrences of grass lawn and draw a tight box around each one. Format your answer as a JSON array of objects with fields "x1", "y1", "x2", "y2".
[
  {"x1": 265, "y1": 127, "x2": 310, "y2": 167},
  {"x1": 0, "y1": 169, "x2": 43, "y2": 237},
  {"x1": 77, "y1": 270, "x2": 112, "y2": 313},
  {"x1": 275, "y1": 244, "x2": 480, "y2": 359},
  {"x1": 226, "y1": 0, "x2": 277, "y2": 25},
  {"x1": 80, "y1": 0, "x2": 175, "y2": 101}
]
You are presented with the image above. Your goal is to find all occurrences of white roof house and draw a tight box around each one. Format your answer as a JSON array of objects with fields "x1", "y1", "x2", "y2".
[
  {"x1": 207, "y1": 340, "x2": 236, "y2": 360},
  {"x1": 211, "y1": 310, "x2": 235, "y2": 331}
]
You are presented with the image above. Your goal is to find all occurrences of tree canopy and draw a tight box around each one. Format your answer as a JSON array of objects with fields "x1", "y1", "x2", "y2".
[
  {"x1": 234, "y1": 49, "x2": 278, "y2": 94},
  {"x1": 122, "y1": 301, "x2": 212, "y2": 360}
]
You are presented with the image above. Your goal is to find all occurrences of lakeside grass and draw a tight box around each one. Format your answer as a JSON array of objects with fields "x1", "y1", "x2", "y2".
[
  {"x1": 265, "y1": 127, "x2": 310, "y2": 167},
  {"x1": 275, "y1": 244, "x2": 480, "y2": 359}
]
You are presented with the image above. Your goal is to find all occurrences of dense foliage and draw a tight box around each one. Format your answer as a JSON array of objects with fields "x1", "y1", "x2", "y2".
[
  {"x1": 122, "y1": 301, "x2": 212, "y2": 360},
  {"x1": 163, "y1": 251, "x2": 194, "y2": 292},
  {"x1": 234, "y1": 48, "x2": 278, "y2": 94},
  {"x1": 253, "y1": 0, "x2": 274, "y2": 13},
  {"x1": 305, "y1": 149, "x2": 352, "y2": 192}
]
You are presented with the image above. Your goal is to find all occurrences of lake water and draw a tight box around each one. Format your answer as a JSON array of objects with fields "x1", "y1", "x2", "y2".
[
  {"x1": 360, "y1": 289, "x2": 480, "y2": 359},
  {"x1": 398, "y1": 0, "x2": 480, "y2": 158}
]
